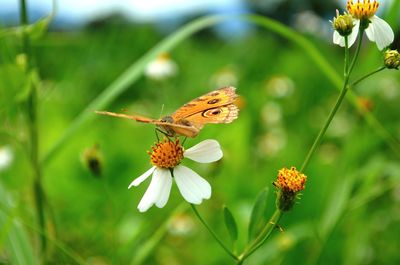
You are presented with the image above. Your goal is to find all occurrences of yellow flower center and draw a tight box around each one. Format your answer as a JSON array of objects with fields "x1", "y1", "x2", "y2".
[
  {"x1": 274, "y1": 167, "x2": 307, "y2": 193},
  {"x1": 157, "y1": 52, "x2": 171, "y2": 62},
  {"x1": 347, "y1": 0, "x2": 379, "y2": 20},
  {"x1": 148, "y1": 138, "x2": 184, "y2": 168}
]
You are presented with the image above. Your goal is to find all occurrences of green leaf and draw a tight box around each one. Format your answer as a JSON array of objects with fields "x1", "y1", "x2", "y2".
[
  {"x1": 24, "y1": 15, "x2": 53, "y2": 40},
  {"x1": 16, "y1": 69, "x2": 42, "y2": 102},
  {"x1": 248, "y1": 187, "x2": 269, "y2": 242},
  {"x1": 0, "y1": 64, "x2": 26, "y2": 113},
  {"x1": 0, "y1": 185, "x2": 39, "y2": 265},
  {"x1": 223, "y1": 206, "x2": 238, "y2": 244}
]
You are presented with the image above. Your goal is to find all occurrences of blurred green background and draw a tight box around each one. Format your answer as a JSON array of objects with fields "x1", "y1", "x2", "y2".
[{"x1": 1, "y1": 0, "x2": 400, "y2": 264}]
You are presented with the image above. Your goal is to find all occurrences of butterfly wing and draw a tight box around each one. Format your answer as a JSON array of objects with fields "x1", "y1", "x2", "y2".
[
  {"x1": 169, "y1": 87, "x2": 239, "y2": 132},
  {"x1": 171, "y1": 86, "x2": 238, "y2": 120}
]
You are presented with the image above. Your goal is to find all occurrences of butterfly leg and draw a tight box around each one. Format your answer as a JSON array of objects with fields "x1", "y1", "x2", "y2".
[
  {"x1": 155, "y1": 128, "x2": 173, "y2": 141},
  {"x1": 154, "y1": 128, "x2": 160, "y2": 142},
  {"x1": 182, "y1": 137, "x2": 188, "y2": 146}
]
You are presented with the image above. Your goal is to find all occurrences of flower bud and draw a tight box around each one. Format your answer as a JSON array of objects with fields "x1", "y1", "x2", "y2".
[
  {"x1": 384, "y1": 49, "x2": 400, "y2": 70},
  {"x1": 82, "y1": 144, "x2": 103, "y2": 177},
  {"x1": 16, "y1": 54, "x2": 27, "y2": 71},
  {"x1": 274, "y1": 167, "x2": 307, "y2": 211},
  {"x1": 332, "y1": 10, "x2": 355, "y2": 36}
]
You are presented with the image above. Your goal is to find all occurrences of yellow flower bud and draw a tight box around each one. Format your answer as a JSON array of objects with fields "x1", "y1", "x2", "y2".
[
  {"x1": 274, "y1": 167, "x2": 307, "y2": 211},
  {"x1": 332, "y1": 11, "x2": 355, "y2": 37},
  {"x1": 384, "y1": 49, "x2": 400, "y2": 70}
]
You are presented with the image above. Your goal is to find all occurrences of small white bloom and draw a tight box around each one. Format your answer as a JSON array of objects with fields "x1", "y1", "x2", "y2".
[
  {"x1": 265, "y1": 75, "x2": 295, "y2": 98},
  {"x1": 0, "y1": 146, "x2": 13, "y2": 171},
  {"x1": 333, "y1": 0, "x2": 394, "y2": 50},
  {"x1": 210, "y1": 66, "x2": 238, "y2": 88},
  {"x1": 129, "y1": 139, "x2": 222, "y2": 212},
  {"x1": 144, "y1": 53, "x2": 177, "y2": 80}
]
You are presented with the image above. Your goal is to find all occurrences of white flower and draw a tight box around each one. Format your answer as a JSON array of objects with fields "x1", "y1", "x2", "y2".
[
  {"x1": 333, "y1": 0, "x2": 394, "y2": 50},
  {"x1": 144, "y1": 53, "x2": 177, "y2": 80},
  {"x1": 129, "y1": 139, "x2": 223, "y2": 212},
  {"x1": 0, "y1": 146, "x2": 13, "y2": 171}
]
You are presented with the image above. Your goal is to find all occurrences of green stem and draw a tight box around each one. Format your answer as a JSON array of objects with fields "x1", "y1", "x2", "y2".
[
  {"x1": 300, "y1": 27, "x2": 365, "y2": 172},
  {"x1": 344, "y1": 37, "x2": 349, "y2": 76},
  {"x1": 20, "y1": 0, "x2": 47, "y2": 257},
  {"x1": 348, "y1": 25, "x2": 364, "y2": 76},
  {"x1": 190, "y1": 204, "x2": 238, "y2": 261},
  {"x1": 237, "y1": 209, "x2": 283, "y2": 264},
  {"x1": 300, "y1": 84, "x2": 349, "y2": 172},
  {"x1": 351, "y1": 66, "x2": 386, "y2": 87},
  {"x1": 300, "y1": 36, "x2": 348, "y2": 172}
]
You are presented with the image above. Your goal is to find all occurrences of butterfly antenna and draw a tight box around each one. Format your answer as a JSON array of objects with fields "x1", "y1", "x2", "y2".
[{"x1": 159, "y1": 104, "x2": 165, "y2": 119}]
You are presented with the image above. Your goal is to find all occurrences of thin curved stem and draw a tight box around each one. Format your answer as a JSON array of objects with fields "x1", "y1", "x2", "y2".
[
  {"x1": 348, "y1": 25, "x2": 364, "y2": 76},
  {"x1": 300, "y1": 36, "x2": 351, "y2": 172},
  {"x1": 300, "y1": 84, "x2": 349, "y2": 172},
  {"x1": 237, "y1": 209, "x2": 283, "y2": 264},
  {"x1": 190, "y1": 204, "x2": 238, "y2": 261},
  {"x1": 351, "y1": 66, "x2": 386, "y2": 87},
  {"x1": 300, "y1": 26, "x2": 367, "y2": 172}
]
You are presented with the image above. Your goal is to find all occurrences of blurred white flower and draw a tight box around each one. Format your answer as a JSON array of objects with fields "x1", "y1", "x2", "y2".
[
  {"x1": 167, "y1": 213, "x2": 196, "y2": 236},
  {"x1": 261, "y1": 101, "x2": 283, "y2": 127},
  {"x1": 265, "y1": 75, "x2": 295, "y2": 98},
  {"x1": 294, "y1": 10, "x2": 331, "y2": 39},
  {"x1": 129, "y1": 139, "x2": 222, "y2": 212},
  {"x1": 327, "y1": 112, "x2": 353, "y2": 137},
  {"x1": 257, "y1": 129, "x2": 287, "y2": 158},
  {"x1": 333, "y1": 0, "x2": 394, "y2": 50},
  {"x1": 210, "y1": 66, "x2": 238, "y2": 88},
  {"x1": 378, "y1": 75, "x2": 399, "y2": 100},
  {"x1": 145, "y1": 53, "x2": 177, "y2": 80},
  {"x1": 318, "y1": 143, "x2": 339, "y2": 164},
  {"x1": 0, "y1": 146, "x2": 13, "y2": 171}
]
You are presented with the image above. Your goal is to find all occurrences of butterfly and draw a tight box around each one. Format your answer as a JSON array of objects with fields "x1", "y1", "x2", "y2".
[{"x1": 96, "y1": 86, "x2": 239, "y2": 138}]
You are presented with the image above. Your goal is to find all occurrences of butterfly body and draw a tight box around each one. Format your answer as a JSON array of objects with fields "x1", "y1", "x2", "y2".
[{"x1": 96, "y1": 86, "x2": 239, "y2": 138}]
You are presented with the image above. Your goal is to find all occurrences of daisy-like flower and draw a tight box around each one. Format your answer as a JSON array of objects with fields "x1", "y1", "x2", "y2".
[
  {"x1": 333, "y1": 0, "x2": 394, "y2": 50},
  {"x1": 129, "y1": 138, "x2": 222, "y2": 212},
  {"x1": 144, "y1": 53, "x2": 178, "y2": 81}
]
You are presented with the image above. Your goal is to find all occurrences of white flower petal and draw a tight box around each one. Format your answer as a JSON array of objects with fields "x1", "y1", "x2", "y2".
[
  {"x1": 137, "y1": 169, "x2": 163, "y2": 212},
  {"x1": 137, "y1": 168, "x2": 170, "y2": 212},
  {"x1": 184, "y1": 139, "x2": 223, "y2": 163},
  {"x1": 333, "y1": 30, "x2": 345, "y2": 46},
  {"x1": 367, "y1": 15, "x2": 394, "y2": 50},
  {"x1": 348, "y1": 20, "x2": 360, "y2": 48},
  {"x1": 154, "y1": 169, "x2": 173, "y2": 208},
  {"x1": 365, "y1": 22, "x2": 375, "y2": 41},
  {"x1": 333, "y1": 20, "x2": 359, "y2": 48},
  {"x1": 128, "y1": 166, "x2": 156, "y2": 189},
  {"x1": 174, "y1": 165, "x2": 211, "y2": 204}
]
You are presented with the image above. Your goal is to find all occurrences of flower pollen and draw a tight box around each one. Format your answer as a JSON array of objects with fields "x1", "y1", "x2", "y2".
[
  {"x1": 148, "y1": 138, "x2": 184, "y2": 169},
  {"x1": 347, "y1": 0, "x2": 379, "y2": 20},
  {"x1": 274, "y1": 167, "x2": 307, "y2": 193}
]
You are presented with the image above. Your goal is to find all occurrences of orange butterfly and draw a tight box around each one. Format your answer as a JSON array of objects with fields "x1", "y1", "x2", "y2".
[{"x1": 96, "y1": 86, "x2": 239, "y2": 138}]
